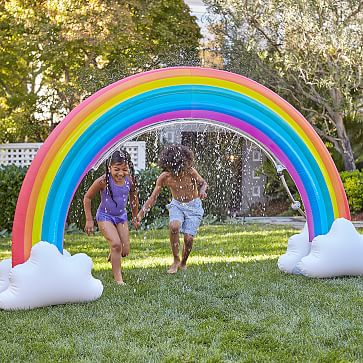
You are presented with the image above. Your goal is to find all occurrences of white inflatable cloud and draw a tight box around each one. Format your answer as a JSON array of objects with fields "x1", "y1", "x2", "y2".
[
  {"x1": 278, "y1": 223, "x2": 311, "y2": 274},
  {"x1": 0, "y1": 258, "x2": 12, "y2": 293},
  {"x1": 297, "y1": 218, "x2": 363, "y2": 278},
  {"x1": 278, "y1": 218, "x2": 363, "y2": 278},
  {"x1": 0, "y1": 241, "x2": 103, "y2": 310}
]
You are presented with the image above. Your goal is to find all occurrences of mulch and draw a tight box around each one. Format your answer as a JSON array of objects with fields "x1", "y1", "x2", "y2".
[{"x1": 352, "y1": 211, "x2": 363, "y2": 221}]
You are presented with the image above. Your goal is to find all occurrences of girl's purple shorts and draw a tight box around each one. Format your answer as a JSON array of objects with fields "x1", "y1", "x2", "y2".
[{"x1": 96, "y1": 211, "x2": 128, "y2": 225}]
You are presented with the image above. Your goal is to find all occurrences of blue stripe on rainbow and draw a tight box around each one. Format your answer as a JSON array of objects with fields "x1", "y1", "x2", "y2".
[{"x1": 12, "y1": 68, "x2": 349, "y2": 266}]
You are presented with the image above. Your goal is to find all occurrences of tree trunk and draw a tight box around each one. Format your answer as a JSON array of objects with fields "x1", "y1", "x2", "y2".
[
  {"x1": 329, "y1": 88, "x2": 356, "y2": 171},
  {"x1": 333, "y1": 111, "x2": 356, "y2": 171}
]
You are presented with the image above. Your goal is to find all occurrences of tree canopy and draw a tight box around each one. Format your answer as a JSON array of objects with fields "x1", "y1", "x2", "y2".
[
  {"x1": 205, "y1": 0, "x2": 362, "y2": 171},
  {"x1": 0, "y1": 0, "x2": 201, "y2": 142}
]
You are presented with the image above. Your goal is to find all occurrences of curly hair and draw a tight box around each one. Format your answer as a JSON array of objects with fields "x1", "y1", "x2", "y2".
[{"x1": 158, "y1": 144, "x2": 194, "y2": 174}]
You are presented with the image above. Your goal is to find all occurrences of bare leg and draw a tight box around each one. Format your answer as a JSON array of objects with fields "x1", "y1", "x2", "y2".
[
  {"x1": 114, "y1": 222, "x2": 130, "y2": 284},
  {"x1": 180, "y1": 234, "x2": 193, "y2": 270},
  {"x1": 108, "y1": 222, "x2": 129, "y2": 261},
  {"x1": 167, "y1": 221, "x2": 181, "y2": 273},
  {"x1": 98, "y1": 221, "x2": 124, "y2": 284},
  {"x1": 115, "y1": 222, "x2": 130, "y2": 257}
]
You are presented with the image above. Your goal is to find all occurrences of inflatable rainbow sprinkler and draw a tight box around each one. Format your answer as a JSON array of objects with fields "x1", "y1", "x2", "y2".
[{"x1": 12, "y1": 67, "x2": 358, "y2": 277}]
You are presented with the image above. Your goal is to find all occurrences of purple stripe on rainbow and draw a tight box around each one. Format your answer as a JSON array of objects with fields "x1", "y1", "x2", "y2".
[{"x1": 85, "y1": 110, "x2": 314, "y2": 237}]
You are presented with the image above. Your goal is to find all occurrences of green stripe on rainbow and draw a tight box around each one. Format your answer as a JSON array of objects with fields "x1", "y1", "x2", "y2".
[{"x1": 11, "y1": 67, "x2": 350, "y2": 266}]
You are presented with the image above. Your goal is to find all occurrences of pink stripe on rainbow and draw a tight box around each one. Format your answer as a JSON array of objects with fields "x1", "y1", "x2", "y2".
[{"x1": 11, "y1": 67, "x2": 350, "y2": 266}]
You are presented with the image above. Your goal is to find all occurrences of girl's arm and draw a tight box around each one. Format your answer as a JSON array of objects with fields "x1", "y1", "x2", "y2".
[
  {"x1": 129, "y1": 177, "x2": 140, "y2": 229},
  {"x1": 137, "y1": 173, "x2": 166, "y2": 221},
  {"x1": 83, "y1": 176, "x2": 105, "y2": 235},
  {"x1": 191, "y1": 168, "x2": 208, "y2": 199}
]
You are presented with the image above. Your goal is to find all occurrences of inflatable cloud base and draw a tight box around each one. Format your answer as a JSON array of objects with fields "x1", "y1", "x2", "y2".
[
  {"x1": 0, "y1": 242, "x2": 103, "y2": 310},
  {"x1": 278, "y1": 218, "x2": 363, "y2": 278}
]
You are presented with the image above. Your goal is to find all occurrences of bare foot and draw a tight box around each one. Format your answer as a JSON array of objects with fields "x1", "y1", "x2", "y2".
[
  {"x1": 179, "y1": 263, "x2": 187, "y2": 271},
  {"x1": 167, "y1": 261, "x2": 180, "y2": 274},
  {"x1": 115, "y1": 279, "x2": 126, "y2": 285}
]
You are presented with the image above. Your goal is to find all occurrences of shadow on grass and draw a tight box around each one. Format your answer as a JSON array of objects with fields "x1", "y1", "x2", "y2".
[
  {"x1": 0, "y1": 257, "x2": 362, "y2": 362},
  {"x1": 0, "y1": 225, "x2": 362, "y2": 361}
]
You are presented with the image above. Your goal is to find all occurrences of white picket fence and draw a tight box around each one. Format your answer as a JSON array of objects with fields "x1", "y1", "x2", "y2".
[
  {"x1": 0, "y1": 143, "x2": 43, "y2": 167},
  {"x1": 0, "y1": 142, "x2": 146, "y2": 171}
]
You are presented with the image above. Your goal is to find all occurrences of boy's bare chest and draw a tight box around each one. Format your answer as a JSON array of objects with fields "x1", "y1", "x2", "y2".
[{"x1": 165, "y1": 174, "x2": 196, "y2": 191}]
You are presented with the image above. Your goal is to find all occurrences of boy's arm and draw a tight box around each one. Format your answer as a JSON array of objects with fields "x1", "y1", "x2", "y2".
[
  {"x1": 137, "y1": 174, "x2": 165, "y2": 220},
  {"x1": 83, "y1": 176, "x2": 105, "y2": 234},
  {"x1": 129, "y1": 178, "x2": 140, "y2": 228},
  {"x1": 191, "y1": 168, "x2": 208, "y2": 199}
]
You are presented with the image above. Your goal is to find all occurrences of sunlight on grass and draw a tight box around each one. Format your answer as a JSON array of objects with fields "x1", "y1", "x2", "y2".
[
  {"x1": 1, "y1": 224, "x2": 362, "y2": 362},
  {"x1": 94, "y1": 254, "x2": 281, "y2": 271}
]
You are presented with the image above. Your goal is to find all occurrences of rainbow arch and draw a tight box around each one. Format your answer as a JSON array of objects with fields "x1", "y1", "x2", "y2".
[{"x1": 12, "y1": 67, "x2": 350, "y2": 266}]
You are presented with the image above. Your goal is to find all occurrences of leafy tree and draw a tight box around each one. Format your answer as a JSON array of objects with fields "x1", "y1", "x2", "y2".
[
  {"x1": 0, "y1": 2, "x2": 51, "y2": 142},
  {"x1": 346, "y1": 115, "x2": 363, "y2": 169},
  {"x1": 204, "y1": 0, "x2": 362, "y2": 171},
  {"x1": 0, "y1": 0, "x2": 201, "y2": 142}
]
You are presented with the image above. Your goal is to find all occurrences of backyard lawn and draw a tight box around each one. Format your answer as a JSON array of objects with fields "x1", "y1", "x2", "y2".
[{"x1": 0, "y1": 224, "x2": 362, "y2": 362}]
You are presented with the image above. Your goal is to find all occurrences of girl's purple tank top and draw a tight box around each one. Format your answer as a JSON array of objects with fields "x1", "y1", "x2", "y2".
[{"x1": 97, "y1": 175, "x2": 131, "y2": 216}]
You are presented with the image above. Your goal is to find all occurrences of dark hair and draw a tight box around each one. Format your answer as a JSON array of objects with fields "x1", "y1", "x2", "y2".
[
  {"x1": 105, "y1": 149, "x2": 137, "y2": 206},
  {"x1": 158, "y1": 144, "x2": 194, "y2": 174}
]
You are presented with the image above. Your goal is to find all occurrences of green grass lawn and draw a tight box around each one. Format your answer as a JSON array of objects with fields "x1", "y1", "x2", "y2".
[{"x1": 0, "y1": 224, "x2": 362, "y2": 362}]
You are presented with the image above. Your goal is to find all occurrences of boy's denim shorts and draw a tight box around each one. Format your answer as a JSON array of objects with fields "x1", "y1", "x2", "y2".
[{"x1": 166, "y1": 198, "x2": 204, "y2": 236}]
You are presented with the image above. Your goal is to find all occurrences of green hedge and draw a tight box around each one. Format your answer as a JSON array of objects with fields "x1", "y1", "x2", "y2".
[
  {"x1": 340, "y1": 169, "x2": 363, "y2": 215},
  {"x1": 0, "y1": 164, "x2": 171, "y2": 232},
  {"x1": 261, "y1": 163, "x2": 363, "y2": 217},
  {"x1": 67, "y1": 167, "x2": 103, "y2": 230},
  {"x1": 135, "y1": 165, "x2": 171, "y2": 225},
  {"x1": 0, "y1": 165, "x2": 28, "y2": 231},
  {"x1": 2, "y1": 166, "x2": 362, "y2": 234}
]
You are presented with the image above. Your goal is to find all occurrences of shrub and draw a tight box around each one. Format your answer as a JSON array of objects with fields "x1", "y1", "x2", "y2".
[
  {"x1": 67, "y1": 168, "x2": 103, "y2": 230},
  {"x1": 0, "y1": 165, "x2": 28, "y2": 231},
  {"x1": 0, "y1": 163, "x2": 172, "y2": 233},
  {"x1": 136, "y1": 165, "x2": 171, "y2": 225},
  {"x1": 340, "y1": 170, "x2": 363, "y2": 215},
  {"x1": 260, "y1": 160, "x2": 300, "y2": 216}
]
